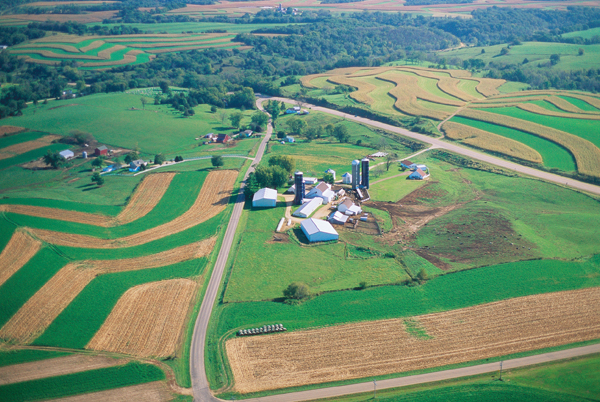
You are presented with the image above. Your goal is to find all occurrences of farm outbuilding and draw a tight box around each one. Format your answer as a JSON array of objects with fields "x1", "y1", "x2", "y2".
[
  {"x1": 325, "y1": 168, "x2": 336, "y2": 180},
  {"x1": 59, "y1": 150, "x2": 74, "y2": 160},
  {"x1": 285, "y1": 136, "x2": 295, "y2": 143},
  {"x1": 129, "y1": 159, "x2": 147, "y2": 172},
  {"x1": 342, "y1": 172, "x2": 352, "y2": 184},
  {"x1": 95, "y1": 146, "x2": 108, "y2": 156},
  {"x1": 329, "y1": 211, "x2": 349, "y2": 225},
  {"x1": 307, "y1": 182, "x2": 335, "y2": 204},
  {"x1": 293, "y1": 198, "x2": 322, "y2": 218},
  {"x1": 252, "y1": 188, "x2": 277, "y2": 208},
  {"x1": 401, "y1": 160, "x2": 414, "y2": 170},
  {"x1": 408, "y1": 168, "x2": 430, "y2": 180},
  {"x1": 304, "y1": 177, "x2": 318, "y2": 185},
  {"x1": 216, "y1": 134, "x2": 231, "y2": 143},
  {"x1": 338, "y1": 199, "x2": 362, "y2": 215},
  {"x1": 301, "y1": 218, "x2": 339, "y2": 243}
]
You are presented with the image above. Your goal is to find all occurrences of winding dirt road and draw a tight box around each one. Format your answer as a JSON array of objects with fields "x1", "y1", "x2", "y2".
[{"x1": 189, "y1": 97, "x2": 600, "y2": 402}]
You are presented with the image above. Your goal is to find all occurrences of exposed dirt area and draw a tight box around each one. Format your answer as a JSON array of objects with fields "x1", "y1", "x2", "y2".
[
  {"x1": 0, "y1": 238, "x2": 214, "y2": 344},
  {"x1": 0, "y1": 230, "x2": 42, "y2": 287},
  {"x1": 266, "y1": 233, "x2": 290, "y2": 244},
  {"x1": 0, "y1": 135, "x2": 61, "y2": 160},
  {"x1": 226, "y1": 287, "x2": 600, "y2": 393},
  {"x1": 0, "y1": 126, "x2": 26, "y2": 136},
  {"x1": 87, "y1": 278, "x2": 198, "y2": 358},
  {"x1": 29, "y1": 169, "x2": 237, "y2": 248},
  {"x1": 56, "y1": 381, "x2": 172, "y2": 402},
  {"x1": 0, "y1": 354, "x2": 127, "y2": 385}
]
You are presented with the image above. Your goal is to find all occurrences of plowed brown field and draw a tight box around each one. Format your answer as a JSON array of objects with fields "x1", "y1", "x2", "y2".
[
  {"x1": 87, "y1": 278, "x2": 198, "y2": 358},
  {"x1": 0, "y1": 238, "x2": 214, "y2": 344},
  {"x1": 56, "y1": 381, "x2": 172, "y2": 402},
  {"x1": 1, "y1": 172, "x2": 175, "y2": 226},
  {"x1": 0, "y1": 126, "x2": 26, "y2": 135},
  {"x1": 0, "y1": 354, "x2": 126, "y2": 385},
  {"x1": 29, "y1": 169, "x2": 237, "y2": 248},
  {"x1": 0, "y1": 230, "x2": 42, "y2": 287},
  {"x1": 0, "y1": 135, "x2": 61, "y2": 160},
  {"x1": 227, "y1": 287, "x2": 600, "y2": 393}
]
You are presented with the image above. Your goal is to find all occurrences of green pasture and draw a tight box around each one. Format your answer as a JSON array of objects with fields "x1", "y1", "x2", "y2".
[
  {"x1": 478, "y1": 106, "x2": 600, "y2": 148},
  {"x1": 562, "y1": 27, "x2": 600, "y2": 40},
  {"x1": 369, "y1": 172, "x2": 425, "y2": 202},
  {"x1": 449, "y1": 116, "x2": 576, "y2": 172},
  {"x1": 0, "y1": 131, "x2": 47, "y2": 149},
  {"x1": 34, "y1": 258, "x2": 206, "y2": 349},
  {"x1": 558, "y1": 95, "x2": 600, "y2": 112},
  {"x1": 0, "y1": 143, "x2": 67, "y2": 171},
  {"x1": 223, "y1": 203, "x2": 410, "y2": 302},
  {"x1": 0, "y1": 349, "x2": 70, "y2": 367},
  {"x1": 91, "y1": 21, "x2": 300, "y2": 34},
  {"x1": 5, "y1": 93, "x2": 256, "y2": 155},
  {"x1": 444, "y1": 42, "x2": 600, "y2": 71},
  {"x1": 0, "y1": 362, "x2": 164, "y2": 402}
]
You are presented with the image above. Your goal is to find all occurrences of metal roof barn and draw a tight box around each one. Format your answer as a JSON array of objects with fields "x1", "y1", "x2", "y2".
[
  {"x1": 301, "y1": 218, "x2": 339, "y2": 243},
  {"x1": 252, "y1": 188, "x2": 278, "y2": 208}
]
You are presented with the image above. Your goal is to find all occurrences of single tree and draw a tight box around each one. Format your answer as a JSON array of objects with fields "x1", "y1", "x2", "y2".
[
  {"x1": 324, "y1": 123, "x2": 335, "y2": 137},
  {"x1": 124, "y1": 151, "x2": 139, "y2": 164},
  {"x1": 229, "y1": 112, "x2": 244, "y2": 129},
  {"x1": 91, "y1": 172, "x2": 105, "y2": 186},
  {"x1": 154, "y1": 153, "x2": 165, "y2": 165},
  {"x1": 277, "y1": 131, "x2": 286, "y2": 139},
  {"x1": 271, "y1": 165, "x2": 288, "y2": 188},
  {"x1": 218, "y1": 110, "x2": 228, "y2": 125},
  {"x1": 550, "y1": 54, "x2": 560, "y2": 65},
  {"x1": 154, "y1": 94, "x2": 161, "y2": 105},
  {"x1": 211, "y1": 155, "x2": 224, "y2": 168},
  {"x1": 416, "y1": 269, "x2": 429, "y2": 282},
  {"x1": 91, "y1": 156, "x2": 105, "y2": 168},
  {"x1": 287, "y1": 118, "x2": 307, "y2": 136},
  {"x1": 500, "y1": 47, "x2": 509, "y2": 56},
  {"x1": 210, "y1": 105, "x2": 217, "y2": 113},
  {"x1": 251, "y1": 111, "x2": 269, "y2": 130},
  {"x1": 323, "y1": 172, "x2": 334, "y2": 184},
  {"x1": 385, "y1": 153, "x2": 396, "y2": 171},
  {"x1": 268, "y1": 155, "x2": 295, "y2": 174},
  {"x1": 158, "y1": 80, "x2": 170, "y2": 94},
  {"x1": 140, "y1": 97, "x2": 148, "y2": 109},
  {"x1": 333, "y1": 125, "x2": 350, "y2": 143},
  {"x1": 43, "y1": 150, "x2": 64, "y2": 169},
  {"x1": 578, "y1": 48, "x2": 585, "y2": 56},
  {"x1": 69, "y1": 129, "x2": 93, "y2": 145},
  {"x1": 283, "y1": 282, "x2": 310, "y2": 300},
  {"x1": 378, "y1": 137, "x2": 389, "y2": 151}
]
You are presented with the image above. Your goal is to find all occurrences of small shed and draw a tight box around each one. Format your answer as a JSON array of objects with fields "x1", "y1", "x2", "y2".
[
  {"x1": 325, "y1": 168, "x2": 336, "y2": 180},
  {"x1": 304, "y1": 177, "x2": 318, "y2": 185},
  {"x1": 301, "y1": 218, "x2": 339, "y2": 243},
  {"x1": 408, "y1": 168, "x2": 430, "y2": 180},
  {"x1": 242, "y1": 129, "x2": 253, "y2": 137},
  {"x1": 95, "y1": 146, "x2": 108, "y2": 157},
  {"x1": 329, "y1": 211, "x2": 349, "y2": 225},
  {"x1": 338, "y1": 199, "x2": 362, "y2": 215},
  {"x1": 252, "y1": 188, "x2": 277, "y2": 208},
  {"x1": 216, "y1": 134, "x2": 231, "y2": 143},
  {"x1": 285, "y1": 136, "x2": 295, "y2": 143},
  {"x1": 59, "y1": 150, "x2": 74, "y2": 160},
  {"x1": 293, "y1": 198, "x2": 322, "y2": 218},
  {"x1": 400, "y1": 159, "x2": 414, "y2": 170},
  {"x1": 342, "y1": 172, "x2": 352, "y2": 184}
]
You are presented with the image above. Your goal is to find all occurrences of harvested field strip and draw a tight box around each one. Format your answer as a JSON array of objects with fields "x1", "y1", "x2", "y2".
[
  {"x1": 0, "y1": 231, "x2": 42, "y2": 287},
  {"x1": 0, "y1": 354, "x2": 126, "y2": 385},
  {"x1": 383, "y1": 72, "x2": 464, "y2": 106},
  {"x1": 110, "y1": 35, "x2": 235, "y2": 44},
  {"x1": 1, "y1": 172, "x2": 175, "y2": 227},
  {"x1": 0, "y1": 237, "x2": 215, "y2": 343},
  {"x1": 516, "y1": 103, "x2": 600, "y2": 120},
  {"x1": 125, "y1": 38, "x2": 232, "y2": 48},
  {"x1": 13, "y1": 43, "x2": 80, "y2": 53},
  {"x1": 53, "y1": 381, "x2": 172, "y2": 402},
  {"x1": 30, "y1": 169, "x2": 237, "y2": 248},
  {"x1": 0, "y1": 126, "x2": 26, "y2": 136},
  {"x1": 442, "y1": 121, "x2": 543, "y2": 163},
  {"x1": 97, "y1": 44, "x2": 126, "y2": 60},
  {"x1": 80, "y1": 50, "x2": 151, "y2": 67},
  {"x1": 545, "y1": 96, "x2": 595, "y2": 114},
  {"x1": 0, "y1": 135, "x2": 60, "y2": 160},
  {"x1": 458, "y1": 108, "x2": 600, "y2": 177},
  {"x1": 79, "y1": 40, "x2": 105, "y2": 52},
  {"x1": 87, "y1": 278, "x2": 198, "y2": 358},
  {"x1": 10, "y1": 49, "x2": 103, "y2": 60},
  {"x1": 226, "y1": 287, "x2": 600, "y2": 393},
  {"x1": 327, "y1": 76, "x2": 376, "y2": 105},
  {"x1": 393, "y1": 69, "x2": 478, "y2": 102},
  {"x1": 473, "y1": 77, "x2": 505, "y2": 97}
]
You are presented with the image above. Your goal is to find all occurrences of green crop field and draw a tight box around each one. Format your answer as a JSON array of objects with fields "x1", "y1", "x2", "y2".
[
  {"x1": 369, "y1": 172, "x2": 426, "y2": 202},
  {"x1": 449, "y1": 116, "x2": 576, "y2": 172},
  {"x1": 558, "y1": 95, "x2": 600, "y2": 112},
  {"x1": 562, "y1": 27, "x2": 600, "y2": 40},
  {"x1": 0, "y1": 362, "x2": 164, "y2": 402},
  {"x1": 0, "y1": 349, "x2": 71, "y2": 367}
]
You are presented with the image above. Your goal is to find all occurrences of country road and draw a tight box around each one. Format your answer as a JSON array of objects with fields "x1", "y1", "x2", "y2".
[{"x1": 189, "y1": 97, "x2": 600, "y2": 402}]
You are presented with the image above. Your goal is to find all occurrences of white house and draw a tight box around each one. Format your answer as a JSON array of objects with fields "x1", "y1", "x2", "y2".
[
  {"x1": 329, "y1": 211, "x2": 349, "y2": 225},
  {"x1": 129, "y1": 159, "x2": 147, "y2": 172},
  {"x1": 252, "y1": 188, "x2": 277, "y2": 208},
  {"x1": 408, "y1": 168, "x2": 430, "y2": 180},
  {"x1": 59, "y1": 150, "x2": 74, "y2": 160},
  {"x1": 293, "y1": 198, "x2": 322, "y2": 218},
  {"x1": 285, "y1": 136, "x2": 295, "y2": 143},
  {"x1": 325, "y1": 168, "x2": 336, "y2": 180},
  {"x1": 307, "y1": 182, "x2": 335, "y2": 204},
  {"x1": 338, "y1": 198, "x2": 362, "y2": 215},
  {"x1": 301, "y1": 218, "x2": 339, "y2": 242},
  {"x1": 342, "y1": 172, "x2": 352, "y2": 184}
]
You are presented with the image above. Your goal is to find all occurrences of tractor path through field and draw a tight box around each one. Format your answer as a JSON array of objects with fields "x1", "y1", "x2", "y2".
[
  {"x1": 190, "y1": 98, "x2": 273, "y2": 402},
  {"x1": 268, "y1": 97, "x2": 600, "y2": 196}
]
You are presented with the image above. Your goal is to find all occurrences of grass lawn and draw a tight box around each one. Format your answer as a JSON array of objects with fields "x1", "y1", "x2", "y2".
[
  {"x1": 449, "y1": 116, "x2": 576, "y2": 172},
  {"x1": 369, "y1": 172, "x2": 426, "y2": 202}
]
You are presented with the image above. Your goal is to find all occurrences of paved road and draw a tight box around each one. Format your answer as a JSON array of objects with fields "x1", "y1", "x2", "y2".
[
  {"x1": 270, "y1": 97, "x2": 600, "y2": 196},
  {"x1": 190, "y1": 99, "x2": 273, "y2": 402}
]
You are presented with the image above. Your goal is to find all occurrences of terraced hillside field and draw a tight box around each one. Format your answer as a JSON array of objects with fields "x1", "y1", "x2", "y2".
[
  {"x1": 301, "y1": 67, "x2": 600, "y2": 179},
  {"x1": 9, "y1": 33, "x2": 248, "y2": 69}
]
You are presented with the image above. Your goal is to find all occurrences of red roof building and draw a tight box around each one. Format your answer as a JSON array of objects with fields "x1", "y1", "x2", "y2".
[
  {"x1": 95, "y1": 145, "x2": 108, "y2": 156},
  {"x1": 216, "y1": 134, "x2": 231, "y2": 143}
]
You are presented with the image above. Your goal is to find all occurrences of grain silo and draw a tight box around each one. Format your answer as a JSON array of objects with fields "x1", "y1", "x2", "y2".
[
  {"x1": 351, "y1": 160, "x2": 361, "y2": 190},
  {"x1": 361, "y1": 158, "x2": 370, "y2": 189},
  {"x1": 294, "y1": 171, "x2": 305, "y2": 205}
]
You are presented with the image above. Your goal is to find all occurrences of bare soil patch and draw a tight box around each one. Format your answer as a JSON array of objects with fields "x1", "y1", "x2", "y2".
[
  {"x1": 0, "y1": 126, "x2": 26, "y2": 136},
  {"x1": 56, "y1": 381, "x2": 172, "y2": 402},
  {"x1": 0, "y1": 135, "x2": 61, "y2": 160},
  {"x1": 227, "y1": 287, "x2": 600, "y2": 393},
  {"x1": 87, "y1": 278, "x2": 198, "y2": 358},
  {"x1": 0, "y1": 354, "x2": 126, "y2": 385},
  {"x1": 30, "y1": 169, "x2": 238, "y2": 248},
  {"x1": 0, "y1": 238, "x2": 214, "y2": 344},
  {"x1": 0, "y1": 230, "x2": 42, "y2": 287}
]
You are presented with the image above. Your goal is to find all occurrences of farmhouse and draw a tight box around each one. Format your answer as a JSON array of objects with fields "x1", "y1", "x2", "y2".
[
  {"x1": 102, "y1": 163, "x2": 121, "y2": 173},
  {"x1": 95, "y1": 146, "x2": 108, "y2": 157},
  {"x1": 285, "y1": 136, "x2": 295, "y2": 143},
  {"x1": 59, "y1": 150, "x2": 74, "y2": 160},
  {"x1": 306, "y1": 182, "x2": 335, "y2": 204},
  {"x1": 408, "y1": 168, "x2": 430, "y2": 180},
  {"x1": 325, "y1": 168, "x2": 336, "y2": 180},
  {"x1": 342, "y1": 172, "x2": 352, "y2": 184},
  {"x1": 216, "y1": 134, "x2": 231, "y2": 143},
  {"x1": 293, "y1": 198, "x2": 322, "y2": 218},
  {"x1": 301, "y1": 218, "x2": 339, "y2": 243},
  {"x1": 129, "y1": 159, "x2": 147, "y2": 172},
  {"x1": 329, "y1": 211, "x2": 349, "y2": 225},
  {"x1": 242, "y1": 130, "x2": 253, "y2": 137},
  {"x1": 401, "y1": 160, "x2": 415, "y2": 170},
  {"x1": 338, "y1": 199, "x2": 362, "y2": 215},
  {"x1": 252, "y1": 188, "x2": 277, "y2": 208}
]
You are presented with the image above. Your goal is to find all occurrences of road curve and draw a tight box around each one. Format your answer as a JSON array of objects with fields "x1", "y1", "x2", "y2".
[
  {"x1": 270, "y1": 97, "x2": 600, "y2": 196},
  {"x1": 190, "y1": 97, "x2": 600, "y2": 402},
  {"x1": 190, "y1": 99, "x2": 273, "y2": 402}
]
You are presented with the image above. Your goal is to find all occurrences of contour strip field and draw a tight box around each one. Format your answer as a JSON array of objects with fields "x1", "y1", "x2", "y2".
[
  {"x1": 0, "y1": 237, "x2": 215, "y2": 343},
  {"x1": 0, "y1": 135, "x2": 61, "y2": 160},
  {"x1": 29, "y1": 169, "x2": 237, "y2": 248},
  {"x1": 226, "y1": 287, "x2": 600, "y2": 393},
  {"x1": 0, "y1": 230, "x2": 42, "y2": 287},
  {"x1": 87, "y1": 278, "x2": 198, "y2": 358},
  {"x1": 1, "y1": 172, "x2": 175, "y2": 227},
  {"x1": 55, "y1": 381, "x2": 172, "y2": 402}
]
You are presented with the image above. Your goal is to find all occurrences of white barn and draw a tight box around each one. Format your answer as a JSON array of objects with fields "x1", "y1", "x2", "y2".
[
  {"x1": 252, "y1": 188, "x2": 277, "y2": 208},
  {"x1": 307, "y1": 182, "x2": 335, "y2": 204},
  {"x1": 59, "y1": 150, "x2": 74, "y2": 160},
  {"x1": 329, "y1": 211, "x2": 349, "y2": 225},
  {"x1": 293, "y1": 198, "x2": 322, "y2": 218},
  {"x1": 301, "y1": 218, "x2": 339, "y2": 243},
  {"x1": 338, "y1": 198, "x2": 362, "y2": 215}
]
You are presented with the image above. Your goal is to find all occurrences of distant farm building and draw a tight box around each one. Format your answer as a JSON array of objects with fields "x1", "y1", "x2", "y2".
[
  {"x1": 338, "y1": 199, "x2": 362, "y2": 215},
  {"x1": 306, "y1": 182, "x2": 335, "y2": 204},
  {"x1": 329, "y1": 211, "x2": 349, "y2": 225},
  {"x1": 242, "y1": 129, "x2": 253, "y2": 137},
  {"x1": 325, "y1": 168, "x2": 336, "y2": 180},
  {"x1": 342, "y1": 172, "x2": 352, "y2": 184},
  {"x1": 416, "y1": 164, "x2": 428, "y2": 171},
  {"x1": 408, "y1": 168, "x2": 430, "y2": 180},
  {"x1": 369, "y1": 152, "x2": 388, "y2": 158},
  {"x1": 401, "y1": 160, "x2": 414, "y2": 170},
  {"x1": 59, "y1": 150, "x2": 74, "y2": 160},
  {"x1": 129, "y1": 159, "x2": 147, "y2": 172},
  {"x1": 301, "y1": 218, "x2": 339, "y2": 243},
  {"x1": 252, "y1": 188, "x2": 277, "y2": 208},
  {"x1": 304, "y1": 177, "x2": 318, "y2": 185},
  {"x1": 216, "y1": 134, "x2": 231, "y2": 143},
  {"x1": 102, "y1": 163, "x2": 121, "y2": 173},
  {"x1": 293, "y1": 198, "x2": 322, "y2": 218},
  {"x1": 204, "y1": 133, "x2": 215, "y2": 140},
  {"x1": 95, "y1": 146, "x2": 108, "y2": 157},
  {"x1": 285, "y1": 136, "x2": 295, "y2": 143}
]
